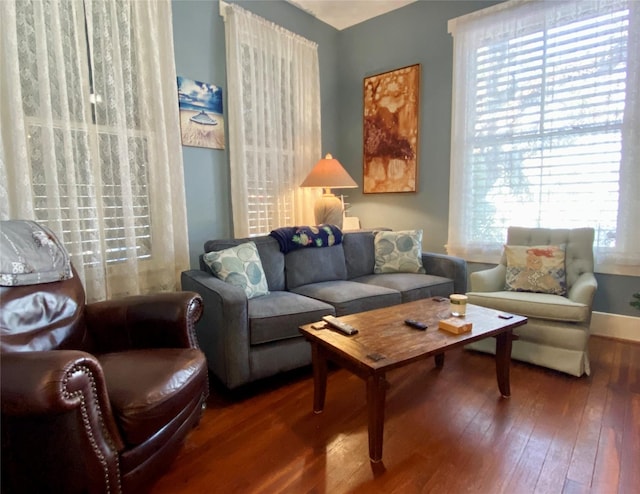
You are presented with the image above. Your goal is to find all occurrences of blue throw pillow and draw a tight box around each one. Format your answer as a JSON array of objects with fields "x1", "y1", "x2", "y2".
[
  {"x1": 374, "y1": 229, "x2": 426, "y2": 274},
  {"x1": 203, "y1": 241, "x2": 269, "y2": 299}
]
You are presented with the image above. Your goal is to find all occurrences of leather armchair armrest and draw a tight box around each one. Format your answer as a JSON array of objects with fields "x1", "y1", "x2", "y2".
[
  {"x1": 469, "y1": 264, "x2": 506, "y2": 292},
  {"x1": 422, "y1": 252, "x2": 468, "y2": 294},
  {"x1": 85, "y1": 291, "x2": 204, "y2": 352},
  {"x1": 2, "y1": 350, "x2": 93, "y2": 414},
  {"x1": 1, "y1": 350, "x2": 123, "y2": 449},
  {"x1": 1, "y1": 351, "x2": 124, "y2": 490},
  {"x1": 568, "y1": 272, "x2": 598, "y2": 306}
]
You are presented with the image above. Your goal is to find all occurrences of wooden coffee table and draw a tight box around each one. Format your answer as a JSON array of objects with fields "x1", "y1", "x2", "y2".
[{"x1": 299, "y1": 297, "x2": 528, "y2": 462}]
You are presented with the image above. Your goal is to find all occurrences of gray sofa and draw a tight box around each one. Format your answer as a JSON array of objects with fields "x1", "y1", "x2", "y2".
[{"x1": 181, "y1": 230, "x2": 467, "y2": 389}]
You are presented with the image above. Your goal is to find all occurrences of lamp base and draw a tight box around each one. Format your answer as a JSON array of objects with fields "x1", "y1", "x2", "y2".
[{"x1": 314, "y1": 193, "x2": 343, "y2": 229}]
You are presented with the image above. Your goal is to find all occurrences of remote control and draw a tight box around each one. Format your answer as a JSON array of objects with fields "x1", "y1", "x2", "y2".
[
  {"x1": 404, "y1": 319, "x2": 428, "y2": 330},
  {"x1": 498, "y1": 313, "x2": 514, "y2": 319},
  {"x1": 322, "y1": 315, "x2": 358, "y2": 335}
]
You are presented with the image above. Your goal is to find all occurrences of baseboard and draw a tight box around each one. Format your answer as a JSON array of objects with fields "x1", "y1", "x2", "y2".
[{"x1": 590, "y1": 311, "x2": 640, "y2": 342}]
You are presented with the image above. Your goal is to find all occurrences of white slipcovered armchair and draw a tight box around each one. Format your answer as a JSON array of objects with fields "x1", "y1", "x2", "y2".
[{"x1": 465, "y1": 227, "x2": 597, "y2": 377}]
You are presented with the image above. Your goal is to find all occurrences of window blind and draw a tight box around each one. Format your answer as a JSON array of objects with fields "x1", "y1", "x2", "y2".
[{"x1": 27, "y1": 123, "x2": 152, "y2": 266}]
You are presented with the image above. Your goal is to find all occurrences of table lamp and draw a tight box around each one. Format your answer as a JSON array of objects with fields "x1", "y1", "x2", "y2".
[{"x1": 300, "y1": 153, "x2": 358, "y2": 228}]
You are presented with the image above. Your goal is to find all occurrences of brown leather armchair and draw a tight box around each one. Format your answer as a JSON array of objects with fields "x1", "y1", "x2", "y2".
[{"x1": 1, "y1": 256, "x2": 209, "y2": 493}]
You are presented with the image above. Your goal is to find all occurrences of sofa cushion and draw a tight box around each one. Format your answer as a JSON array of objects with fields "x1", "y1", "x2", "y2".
[
  {"x1": 291, "y1": 280, "x2": 401, "y2": 316},
  {"x1": 99, "y1": 348, "x2": 207, "y2": 446},
  {"x1": 505, "y1": 244, "x2": 567, "y2": 295},
  {"x1": 203, "y1": 241, "x2": 270, "y2": 299},
  {"x1": 343, "y1": 231, "x2": 376, "y2": 279},
  {"x1": 204, "y1": 236, "x2": 285, "y2": 291},
  {"x1": 248, "y1": 291, "x2": 334, "y2": 345},
  {"x1": 353, "y1": 273, "x2": 453, "y2": 303},
  {"x1": 285, "y1": 244, "x2": 347, "y2": 290},
  {"x1": 465, "y1": 290, "x2": 590, "y2": 323},
  {"x1": 374, "y1": 229, "x2": 425, "y2": 274}
]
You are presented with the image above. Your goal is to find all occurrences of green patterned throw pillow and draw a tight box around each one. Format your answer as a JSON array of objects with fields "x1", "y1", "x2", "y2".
[
  {"x1": 203, "y1": 241, "x2": 269, "y2": 299},
  {"x1": 505, "y1": 244, "x2": 567, "y2": 295},
  {"x1": 374, "y1": 229, "x2": 426, "y2": 274}
]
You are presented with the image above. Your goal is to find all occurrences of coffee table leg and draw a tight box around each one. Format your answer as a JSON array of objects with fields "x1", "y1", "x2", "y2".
[
  {"x1": 367, "y1": 373, "x2": 387, "y2": 462},
  {"x1": 495, "y1": 331, "x2": 513, "y2": 397},
  {"x1": 312, "y1": 343, "x2": 328, "y2": 413},
  {"x1": 434, "y1": 352, "x2": 445, "y2": 368}
]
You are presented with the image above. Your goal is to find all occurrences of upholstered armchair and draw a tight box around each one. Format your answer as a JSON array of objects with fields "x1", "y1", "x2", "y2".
[
  {"x1": 1, "y1": 221, "x2": 209, "y2": 494},
  {"x1": 465, "y1": 227, "x2": 597, "y2": 377}
]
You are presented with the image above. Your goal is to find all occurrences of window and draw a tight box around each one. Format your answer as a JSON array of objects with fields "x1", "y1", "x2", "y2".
[
  {"x1": 221, "y1": 2, "x2": 321, "y2": 237},
  {"x1": 2, "y1": 0, "x2": 189, "y2": 301},
  {"x1": 21, "y1": 1, "x2": 151, "y2": 266},
  {"x1": 447, "y1": 0, "x2": 640, "y2": 275}
]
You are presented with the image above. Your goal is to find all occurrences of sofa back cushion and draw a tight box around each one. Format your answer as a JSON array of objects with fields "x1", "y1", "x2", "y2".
[
  {"x1": 0, "y1": 266, "x2": 89, "y2": 354},
  {"x1": 285, "y1": 245, "x2": 347, "y2": 290},
  {"x1": 343, "y1": 231, "x2": 376, "y2": 279},
  {"x1": 203, "y1": 236, "x2": 285, "y2": 291}
]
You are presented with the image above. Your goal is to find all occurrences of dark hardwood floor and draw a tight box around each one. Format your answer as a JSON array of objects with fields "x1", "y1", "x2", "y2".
[{"x1": 149, "y1": 336, "x2": 639, "y2": 494}]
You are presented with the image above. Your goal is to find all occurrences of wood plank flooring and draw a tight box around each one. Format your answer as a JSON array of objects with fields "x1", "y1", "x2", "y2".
[{"x1": 149, "y1": 336, "x2": 639, "y2": 494}]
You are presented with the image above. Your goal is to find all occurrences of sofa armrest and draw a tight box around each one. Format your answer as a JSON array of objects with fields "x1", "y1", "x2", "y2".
[
  {"x1": 181, "y1": 269, "x2": 251, "y2": 388},
  {"x1": 568, "y1": 272, "x2": 598, "y2": 307},
  {"x1": 469, "y1": 264, "x2": 506, "y2": 292},
  {"x1": 421, "y1": 252, "x2": 468, "y2": 294},
  {"x1": 85, "y1": 292, "x2": 204, "y2": 352}
]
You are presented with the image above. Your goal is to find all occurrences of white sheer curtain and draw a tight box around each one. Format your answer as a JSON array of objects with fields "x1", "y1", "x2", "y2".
[
  {"x1": 0, "y1": 0, "x2": 190, "y2": 301},
  {"x1": 447, "y1": 0, "x2": 640, "y2": 275},
  {"x1": 221, "y1": 2, "x2": 321, "y2": 237}
]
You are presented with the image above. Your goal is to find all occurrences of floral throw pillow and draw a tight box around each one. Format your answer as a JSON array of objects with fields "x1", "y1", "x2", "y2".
[
  {"x1": 505, "y1": 244, "x2": 567, "y2": 295},
  {"x1": 203, "y1": 241, "x2": 269, "y2": 299},
  {"x1": 374, "y1": 229, "x2": 426, "y2": 274}
]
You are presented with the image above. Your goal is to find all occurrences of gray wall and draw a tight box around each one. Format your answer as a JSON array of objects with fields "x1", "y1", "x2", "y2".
[
  {"x1": 172, "y1": 1, "x2": 230, "y2": 268},
  {"x1": 172, "y1": 0, "x2": 639, "y2": 317}
]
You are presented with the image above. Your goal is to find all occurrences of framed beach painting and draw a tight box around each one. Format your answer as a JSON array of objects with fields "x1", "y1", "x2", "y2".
[
  {"x1": 363, "y1": 64, "x2": 420, "y2": 193},
  {"x1": 177, "y1": 76, "x2": 225, "y2": 149}
]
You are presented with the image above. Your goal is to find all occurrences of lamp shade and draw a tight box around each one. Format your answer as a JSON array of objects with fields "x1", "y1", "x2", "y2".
[
  {"x1": 300, "y1": 154, "x2": 358, "y2": 228},
  {"x1": 300, "y1": 154, "x2": 358, "y2": 189}
]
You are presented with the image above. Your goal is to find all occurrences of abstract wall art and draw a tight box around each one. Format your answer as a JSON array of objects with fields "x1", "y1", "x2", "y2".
[{"x1": 363, "y1": 64, "x2": 420, "y2": 193}]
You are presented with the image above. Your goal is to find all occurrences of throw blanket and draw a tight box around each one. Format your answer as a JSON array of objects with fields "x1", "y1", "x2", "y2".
[
  {"x1": 269, "y1": 224, "x2": 343, "y2": 254},
  {"x1": 0, "y1": 220, "x2": 73, "y2": 286}
]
